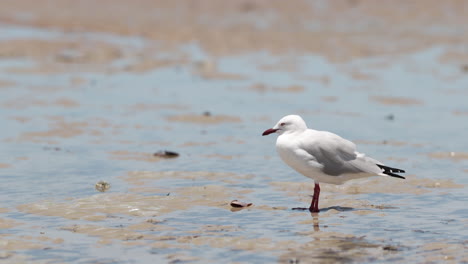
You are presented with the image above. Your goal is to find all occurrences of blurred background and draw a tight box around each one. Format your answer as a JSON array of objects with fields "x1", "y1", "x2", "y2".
[{"x1": 0, "y1": 0, "x2": 467, "y2": 263}]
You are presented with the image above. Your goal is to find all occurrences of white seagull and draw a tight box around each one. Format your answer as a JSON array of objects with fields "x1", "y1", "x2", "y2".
[{"x1": 262, "y1": 115, "x2": 405, "y2": 213}]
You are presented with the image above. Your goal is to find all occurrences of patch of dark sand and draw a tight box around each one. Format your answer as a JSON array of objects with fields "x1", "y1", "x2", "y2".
[
  {"x1": 321, "y1": 96, "x2": 338, "y2": 103},
  {"x1": 299, "y1": 75, "x2": 331, "y2": 85},
  {"x1": 127, "y1": 219, "x2": 175, "y2": 232},
  {"x1": 2, "y1": 97, "x2": 79, "y2": 109},
  {"x1": 176, "y1": 229, "x2": 397, "y2": 262},
  {"x1": 18, "y1": 183, "x2": 246, "y2": 220},
  {"x1": 353, "y1": 139, "x2": 424, "y2": 148},
  {"x1": 384, "y1": 156, "x2": 409, "y2": 163},
  {"x1": 61, "y1": 224, "x2": 159, "y2": 241},
  {"x1": 4, "y1": 0, "x2": 465, "y2": 62},
  {"x1": 370, "y1": 96, "x2": 423, "y2": 106},
  {"x1": 166, "y1": 114, "x2": 241, "y2": 124},
  {"x1": 19, "y1": 120, "x2": 88, "y2": 140},
  {"x1": 28, "y1": 85, "x2": 70, "y2": 92},
  {"x1": 247, "y1": 83, "x2": 305, "y2": 93},
  {"x1": 329, "y1": 111, "x2": 361, "y2": 117},
  {"x1": 439, "y1": 48, "x2": 468, "y2": 65},
  {"x1": 192, "y1": 60, "x2": 247, "y2": 80},
  {"x1": 5, "y1": 65, "x2": 71, "y2": 75},
  {"x1": 348, "y1": 177, "x2": 462, "y2": 192},
  {"x1": 347, "y1": 70, "x2": 377, "y2": 80},
  {"x1": 17, "y1": 193, "x2": 166, "y2": 220},
  {"x1": 279, "y1": 233, "x2": 399, "y2": 264},
  {"x1": 258, "y1": 58, "x2": 299, "y2": 72},
  {"x1": 0, "y1": 234, "x2": 48, "y2": 250},
  {"x1": 121, "y1": 57, "x2": 190, "y2": 73},
  {"x1": 150, "y1": 241, "x2": 190, "y2": 250},
  {"x1": 166, "y1": 254, "x2": 200, "y2": 263},
  {"x1": 453, "y1": 110, "x2": 468, "y2": 116},
  {"x1": 69, "y1": 76, "x2": 88, "y2": 86},
  {"x1": 0, "y1": 39, "x2": 121, "y2": 64},
  {"x1": 109, "y1": 151, "x2": 171, "y2": 163},
  {"x1": 0, "y1": 163, "x2": 11, "y2": 168},
  {"x1": 252, "y1": 115, "x2": 273, "y2": 123},
  {"x1": 420, "y1": 241, "x2": 468, "y2": 263},
  {"x1": 44, "y1": 98, "x2": 81, "y2": 108},
  {"x1": 5, "y1": 54, "x2": 189, "y2": 73},
  {"x1": 221, "y1": 136, "x2": 246, "y2": 145},
  {"x1": 177, "y1": 235, "x2": 300, "y2": 252},
  {"x1": 187, "y1": 225, "x2": 240, "y2": 235},
  {"x1": 0, "y1": 79, "x2": 16, "y2": 88},
  {"x1": 127, "y1": 103, "x2": 188, "y2": 113},
  {"x1": 251, "y1": 205, "x2": 290, "y2": 211},
  {"x1": 123, "y1": 171, "x2": 255, "y2": 186},
  {"x1": 427, "y1": 152, "x2": 468, "y2": 161},
  {"x1": 178, "y1": 141, "x2": 217, "y2": 147},
  {"x1": 127, "y1": 186, "x2": 171, "y2": 194},
  {"x1": 298, "y1": 109, "x2": 361, "y2": 117},
  {"x1": 101, "y1": 230, "x2": 185, "y2": 247},
  {"x1": 0, "y1": 217, "x2": 21, "y2": 229},
  {"x1": 16, "y1": 116, "x2": 122, "y2": 142},
  {"x1": 203, "y1": 154, "x2": 242, "y2": 160},
  {"x1": 18, "y1": 235, "x2": 64, "y2": 245},
  {"x1": 8, "y1": 116, "x2": 32, "y2": 123},
  {"x1": 0, "y1": 253, "x2": 35, "y2": 264},
  {"x1": 270, "y1": 176, "x2": 463, "y2": 203}
]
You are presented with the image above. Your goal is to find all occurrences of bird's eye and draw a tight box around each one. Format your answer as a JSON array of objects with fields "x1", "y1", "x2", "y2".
[{"x1": 280, "y1": 122, "x2": 286, "y2": 126}]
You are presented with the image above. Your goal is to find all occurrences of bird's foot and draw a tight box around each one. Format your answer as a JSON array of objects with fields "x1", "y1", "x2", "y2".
[{"x1": 309, "y1": 207, "x2": 320, "y2": 213}]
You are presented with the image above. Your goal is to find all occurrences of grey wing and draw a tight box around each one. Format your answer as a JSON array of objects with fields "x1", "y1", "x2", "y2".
[{"x1": 301, "y1": 131, "x2": 382, "y2": 176}]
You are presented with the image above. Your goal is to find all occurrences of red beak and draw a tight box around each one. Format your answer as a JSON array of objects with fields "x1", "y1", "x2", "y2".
[{"x1": 262, "y1": 128, "x2": 278, "y2": 136}]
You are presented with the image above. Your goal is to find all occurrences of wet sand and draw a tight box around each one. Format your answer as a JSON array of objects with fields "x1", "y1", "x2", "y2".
[{"x1": 1, "y1": 0, "x2": 468, "y2": 263}]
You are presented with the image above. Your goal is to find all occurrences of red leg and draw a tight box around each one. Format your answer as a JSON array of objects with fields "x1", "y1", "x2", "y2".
[{"x1": 309, "y1": 183, "x2": 320, "y2": 213}]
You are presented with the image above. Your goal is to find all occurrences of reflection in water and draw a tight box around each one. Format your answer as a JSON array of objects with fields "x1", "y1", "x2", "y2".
[
  {"x1": 278, "y1": 227, "x2": 397, "y2": 264},
  {"x1": 311, "y1": 212, "x2": 320, "y2": 232}
]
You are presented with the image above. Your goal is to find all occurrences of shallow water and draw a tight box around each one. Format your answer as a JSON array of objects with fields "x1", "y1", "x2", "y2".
[{"x1": 1, "y1": 5, "x2": 468, "y2": 263}]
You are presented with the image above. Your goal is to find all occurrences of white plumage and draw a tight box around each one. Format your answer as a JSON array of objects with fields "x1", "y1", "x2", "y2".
[{"x1": 262, "y1": 115, "x2": 405, "y2": 212}]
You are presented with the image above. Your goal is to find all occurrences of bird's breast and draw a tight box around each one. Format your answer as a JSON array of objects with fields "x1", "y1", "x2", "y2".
[
  {"x1": 275, "y1": 136, "x2": 328, "y2": 181},
  {"x1": 276, "y1": 142, "x2": 318, "y2": 173}
]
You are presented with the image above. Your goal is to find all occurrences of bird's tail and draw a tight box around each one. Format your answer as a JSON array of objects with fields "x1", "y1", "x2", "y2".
[{"x1": 377, "y1": 164, "x2": 406, "y2": 179}]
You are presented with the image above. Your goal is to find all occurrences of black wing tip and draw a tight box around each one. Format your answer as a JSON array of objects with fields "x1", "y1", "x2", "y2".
[
  {"x1": 384, "y1": 172, "x2": 406, "y2": 179},
  {"x1": 377, "y1": 164, "x2": 406, "y2": 179}
]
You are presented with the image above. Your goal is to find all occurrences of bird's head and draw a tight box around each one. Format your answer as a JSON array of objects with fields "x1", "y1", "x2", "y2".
[{"x1": 262, "y1": 115, "x2": 308, "y2": 136}]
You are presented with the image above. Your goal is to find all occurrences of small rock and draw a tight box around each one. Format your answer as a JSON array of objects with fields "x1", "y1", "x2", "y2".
[
  {"x1": 95, "y1": 181, "x2": 111, "y2": 192},
  {"x1": 0, "y1": 252, "x2": 13, "y2": 259},
  {"x1": 153, "y1": 150, "x2": 179, "y2": 158},
  {"x1": 43, "y1": 146, "x2": 61, "y2": 151},
  {"x1": 289, "y1": 258, "x2": 300, "y2": 264},
  {"x1": 230, "y1": 200, "x2": 252, "y2": 208},
  {"x1": 461, "y1": 64, "x2": 468, "y2": 73},
  {"x1": 146, "y1": 219, "x2": 162, "y2": 224},
  {"x1": 384, "y1": 114, "x2": 394, "y2": 121},
  {"x1": 382, "y1": 245, "x2": 399, "y2": 251}
]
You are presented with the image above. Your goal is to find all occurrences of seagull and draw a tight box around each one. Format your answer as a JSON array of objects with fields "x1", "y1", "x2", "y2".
[{"x1": 262, "y1": 115, "x2": 405, "y2": 213}]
